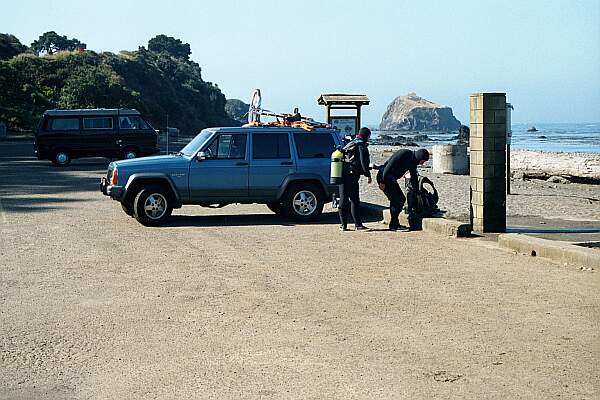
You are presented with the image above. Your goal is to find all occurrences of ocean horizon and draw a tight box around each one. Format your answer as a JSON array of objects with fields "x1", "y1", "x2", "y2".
[{"x1": 371, "y1": 122, "x2": 600, "y2": 154}]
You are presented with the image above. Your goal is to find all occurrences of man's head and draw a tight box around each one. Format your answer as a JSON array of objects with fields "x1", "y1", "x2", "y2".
[
  {"x1": 357, "y1": 127, "x2": 371, "y2": 141},
  {"x1": 415, "y1": 148, "x2": 430, "y2": 165}
]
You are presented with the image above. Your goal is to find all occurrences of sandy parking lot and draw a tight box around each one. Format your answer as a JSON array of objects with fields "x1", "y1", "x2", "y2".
[{"x1": 0, "y1": 142, "x2": 598, "y2": 399}]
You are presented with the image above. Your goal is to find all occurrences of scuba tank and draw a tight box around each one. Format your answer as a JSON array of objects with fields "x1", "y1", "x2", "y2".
[
  {"x1": 331, "y1": 137, "x2": 367, "y2": 184},
  {"x1": 330, "y1": 148, "x2": 344, "y2": 184}
]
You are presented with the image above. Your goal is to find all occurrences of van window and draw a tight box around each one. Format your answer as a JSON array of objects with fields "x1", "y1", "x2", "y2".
[
  {"x1": 50, "y1": 118, "x2": 79, "y2": 131},
  {"x1": 253, "y1": 133, "x2": 290, "y2": 159},
  {"x1": 205, "y1": 134, "x2": 247, "y2": 159},
  {"x1": 83, "y1": 117, "x2": 113, "y2": 130},
  {"x1": 119, "y1": 116, "x2": 149, "y2": 130},
  {"x1": 294, "y1": 133, "x2": 335, "y2": 158}
]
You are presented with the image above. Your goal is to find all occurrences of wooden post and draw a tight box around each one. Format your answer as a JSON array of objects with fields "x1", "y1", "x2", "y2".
[
  {"x1": 326, "y1": 105, "x2": 331, "y2": 124},
  {"x1": 356, "y1": 105, "x2": 361, "y2": 133}
]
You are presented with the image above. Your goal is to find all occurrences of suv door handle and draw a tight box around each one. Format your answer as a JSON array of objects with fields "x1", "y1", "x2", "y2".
[
  {"x1": 280, "y1": 161, "x2": 293, "y2": 165},
  {"x1": 236, "y1": 162, "x2": 248, "y2": 166}
]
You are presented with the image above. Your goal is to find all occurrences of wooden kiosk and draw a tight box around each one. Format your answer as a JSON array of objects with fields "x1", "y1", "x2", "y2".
[{"x1": 317, "y1": 94, "x2": 370, "y2": 137}]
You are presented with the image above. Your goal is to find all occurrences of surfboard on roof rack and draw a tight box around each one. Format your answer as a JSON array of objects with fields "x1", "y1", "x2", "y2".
[{"x1": 243, "y1": 89, "x2": 331, "y2": 131}]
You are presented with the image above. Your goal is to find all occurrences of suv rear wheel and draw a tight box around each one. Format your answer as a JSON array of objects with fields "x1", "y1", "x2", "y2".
[
  {"x1": 52, "y1": 150, "x2": 71, "y2": 166},
  {"x1": 132, "y1": 185, "x2": 173, "y2": 226},
  {"x1": 281, "y1": 183, "x2": 324, "y2": 221}
]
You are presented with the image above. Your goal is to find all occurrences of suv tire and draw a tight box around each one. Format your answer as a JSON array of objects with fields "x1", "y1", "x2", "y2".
[
  {"x1": 266, "y1": 202, "x2": 285, "y2": 216},
  {"x1": 132, "y1": 185, "x2": 173, "y2": 226},
  {"x1": 121, "y1": 201, "x2": 134, "y2": 217},
  {"x1": 52, "y1": 150, "x2": 71, "y2": 166},
  {"x1": 281, "y1": 183, "x2": 324, "y2": 222}
]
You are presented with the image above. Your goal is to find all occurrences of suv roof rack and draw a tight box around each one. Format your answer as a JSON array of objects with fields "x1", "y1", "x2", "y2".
[{"x1": 242, "y1": 89, "x2": 331, "y2": 132}]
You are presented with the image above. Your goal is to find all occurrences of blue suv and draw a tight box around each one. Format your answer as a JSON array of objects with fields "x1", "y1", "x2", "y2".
[{"x1": 100, "y1": 126, "x2": 342, "y2": 226}]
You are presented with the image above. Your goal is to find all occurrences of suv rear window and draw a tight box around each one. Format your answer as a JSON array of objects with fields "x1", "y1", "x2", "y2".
[
  {"x1": 83, "y1": 117, "x2": 113, "y2": 130},
  {"x1": 253, "y1": 133, "x2": 290, "y2": 159},
  {"x1": 49, "y1": 118, "x2": 79, "y2": 131},
  {"x1": 294, "y1": 133, "x2": 334, "y2": 158}
]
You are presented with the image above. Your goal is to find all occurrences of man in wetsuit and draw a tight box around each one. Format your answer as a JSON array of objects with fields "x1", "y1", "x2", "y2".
[
  {"x1": 338, "y1": 127, "x2": 372, "y2": 231},
  {"x1": 376, "y1": 148, "x2": 430, "y2": 231}
]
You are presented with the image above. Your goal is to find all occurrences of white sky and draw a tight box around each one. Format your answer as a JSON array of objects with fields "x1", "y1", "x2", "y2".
[{"x1": 4, "y1": 0, "x2": 600, "y2": 125}]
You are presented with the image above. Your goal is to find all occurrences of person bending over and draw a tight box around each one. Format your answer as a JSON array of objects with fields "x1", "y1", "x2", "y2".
[{"x1": 376, "y1": 148, "x2": 429, "y2": 231}]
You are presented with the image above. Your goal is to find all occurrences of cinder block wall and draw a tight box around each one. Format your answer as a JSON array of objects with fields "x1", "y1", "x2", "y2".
[{"x1": 469, "y1": 93, "x2": 507, "y2": 232}]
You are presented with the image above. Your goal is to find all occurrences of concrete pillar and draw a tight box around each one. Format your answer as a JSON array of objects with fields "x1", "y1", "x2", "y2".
[{"x1": 469, "y1": 93, "x2": 507, "y2": 233}]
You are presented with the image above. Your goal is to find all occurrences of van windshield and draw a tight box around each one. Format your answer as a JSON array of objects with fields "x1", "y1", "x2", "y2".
[{"x1": 180, "y1": 130, "x2": 214, "y2": 157}]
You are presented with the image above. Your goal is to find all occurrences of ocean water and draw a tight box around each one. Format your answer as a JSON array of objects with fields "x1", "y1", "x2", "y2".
[{"x1": 373, "y1": 123, "x2": 600, "y2": 154}]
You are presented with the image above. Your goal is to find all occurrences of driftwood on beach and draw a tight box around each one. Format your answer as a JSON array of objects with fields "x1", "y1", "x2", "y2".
[{"x1": 511, "y1": 150, "x2": 600, "y2": 183}]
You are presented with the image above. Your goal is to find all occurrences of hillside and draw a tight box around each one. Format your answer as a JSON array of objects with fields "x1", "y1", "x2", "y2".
[{"x1": 0, "y1": 33, "x2": 236, "y2": 134}]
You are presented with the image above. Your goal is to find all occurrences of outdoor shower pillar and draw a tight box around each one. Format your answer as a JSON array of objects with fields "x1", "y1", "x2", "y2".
[{"x1": 469, "y1": 93, "x2": 507, "y2": 233}]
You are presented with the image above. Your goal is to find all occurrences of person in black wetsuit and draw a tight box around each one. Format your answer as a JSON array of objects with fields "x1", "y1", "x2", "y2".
[
  {"x1": 376, "y1": 148, "x2": 430, "y2": 230},
  {"x1": 338, "y1": 127, "x2": 372, "y2": 231}
]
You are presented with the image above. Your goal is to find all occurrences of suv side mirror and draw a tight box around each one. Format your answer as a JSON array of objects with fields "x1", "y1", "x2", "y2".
[{"x1": 196, "y1": 151, "x2": 207, "y2": 161}]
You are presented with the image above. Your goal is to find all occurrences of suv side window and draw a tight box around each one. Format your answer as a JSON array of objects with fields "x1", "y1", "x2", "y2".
[
  {"x1": 252, "y1": 133, "x2": 291, "y2": 159},
  {"x1": 119, "y1": 116, "x2": 149, "y2": 130},
  {"x1": 205, "y1": 134, "x2": 247, "y2": 159},
  {"x1": 83, "y1": 117, "x2": 113, "y2": 130},
  {"x1": 294, "y1": 133, "x2": 334, "y2": 158},
  {"x1": 49, "y1": 118, "x2": 79, "y2": 131}
]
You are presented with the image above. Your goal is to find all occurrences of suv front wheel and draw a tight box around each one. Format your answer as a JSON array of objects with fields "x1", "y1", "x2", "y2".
[
  {"x1": 122, "y1": 147, "x2": 139, "y2": 160},
  {"x1": 282, "y1": 183, "x2": 324, "y2": 222},
  {"x1": 266, "y1": 202, "x2": 285, "y2": 216},
  {"x1": 132, "y1": 185, "x2": 173, "y2": 226}
]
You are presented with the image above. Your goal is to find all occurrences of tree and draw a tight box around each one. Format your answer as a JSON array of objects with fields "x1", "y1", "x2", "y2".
[
  {"x1": 31, "y1": 31, "x2": 86, "y2": 55},
  {"x1": 148, "y1": 35, "x2": 191, "y2": 60},
  {"x1": 0, "y1": 35, "x2": 231, "y2": 133},
  {"x1": 0, "y1": 33, "x2": 27, "y2": 60}
]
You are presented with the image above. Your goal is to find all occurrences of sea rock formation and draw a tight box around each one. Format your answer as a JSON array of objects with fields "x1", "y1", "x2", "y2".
[{"x1": 380, "y1": 93, "x2": 461, "y2": 131}]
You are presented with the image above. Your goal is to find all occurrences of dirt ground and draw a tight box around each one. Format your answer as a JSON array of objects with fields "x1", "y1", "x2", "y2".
[{"x1": 0, "y1": 141, "x2": 599, "y2": 399}]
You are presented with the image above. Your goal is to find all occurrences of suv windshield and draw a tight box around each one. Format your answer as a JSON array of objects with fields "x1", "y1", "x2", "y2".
[{"x1": 180, "y1": 130, "x2": 214, "y2": 157}]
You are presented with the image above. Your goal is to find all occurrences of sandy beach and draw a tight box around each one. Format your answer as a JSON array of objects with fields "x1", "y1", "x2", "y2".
[{"x1": 361, "y1": 146, "x2": 600, "y2": 223}]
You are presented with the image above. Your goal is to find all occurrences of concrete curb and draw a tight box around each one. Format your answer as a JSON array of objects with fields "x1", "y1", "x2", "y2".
[
  {"x1": 360, "y1": 202, "x2": 471, "y2": 238},
  {"x1": 359, "y1": 202, "x2": 385, "y2": 221},
  {"x1": 498, "y1": 234, "x2": 600, "y2": 268}
]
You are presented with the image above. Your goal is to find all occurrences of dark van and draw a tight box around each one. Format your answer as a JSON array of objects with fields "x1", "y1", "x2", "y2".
[{"x1": 34, "y1": 108, "x2": 159, "y2": 166}]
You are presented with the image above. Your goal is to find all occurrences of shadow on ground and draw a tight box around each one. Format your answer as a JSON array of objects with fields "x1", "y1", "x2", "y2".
[
  {"x1": 165, "y1": 210, "x2": 382, "y2": 228},
  {"x1": 0, "y1": 142, "x2": 107, "y2": 213}
]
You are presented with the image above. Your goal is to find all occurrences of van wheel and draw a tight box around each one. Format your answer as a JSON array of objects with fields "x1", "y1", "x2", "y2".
[
  {"x1": 132, "y1": 185, "x2": 173, "y2": 226},
  {"x1": 266, "y1": 202, "x2": 285, "y2": 216},
  {"x1": 123, "y1": 148, "x2": 138, "y2": 160},
  {"x1": 52, "y1": 150, "x2": 71, "y2": 166},
  {"x1": 282, "y1": 183, "x2": 324, "y2": 222}
]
